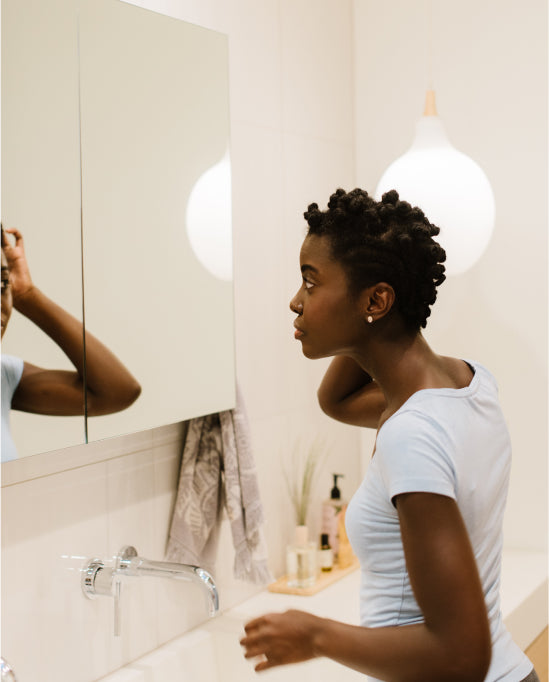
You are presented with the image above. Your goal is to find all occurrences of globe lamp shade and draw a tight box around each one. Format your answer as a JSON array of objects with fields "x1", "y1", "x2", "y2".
[
  {"x1": 375, "y1": 109, "x2": 495, "y2": 276},
  {"x1": 186, "y1": 151, "x2": 233, "y2": 282}
]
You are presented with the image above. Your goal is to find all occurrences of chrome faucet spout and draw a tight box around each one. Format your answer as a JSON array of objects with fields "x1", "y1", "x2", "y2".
[
  {"x1": 117, "y1": 550, "x2": 219, "y2": 617},
  {"x1": 81, "y1": 545, "x2": 220, "y2": 636}
]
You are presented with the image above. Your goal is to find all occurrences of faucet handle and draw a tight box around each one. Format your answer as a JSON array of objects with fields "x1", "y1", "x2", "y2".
[
  {"x1": 82, "y1": 558, "x2": 114, "y2": 598},
  {"x1": 81, "y1": 558, "x2": 123, "y2": 636},
  {"x1": 81, "y1": 547, "x2": 139, "y2": 637}
]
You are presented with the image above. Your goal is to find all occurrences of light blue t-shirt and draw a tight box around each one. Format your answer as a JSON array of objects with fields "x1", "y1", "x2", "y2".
[
  {"x1": 345, "y1": 360, "x2": 532, "y2": 682},
  {"x1": 1, "y1": 353, "x2": 24, "y2": 462}
]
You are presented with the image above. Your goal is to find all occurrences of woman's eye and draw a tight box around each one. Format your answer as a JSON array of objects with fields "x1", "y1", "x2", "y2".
[{"x1": 303, "y1": 279, "x2": 314, "y2": 290}]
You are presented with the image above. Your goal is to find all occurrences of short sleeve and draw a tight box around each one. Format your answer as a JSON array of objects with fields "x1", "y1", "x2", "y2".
[
  {"x1": 1, "y1": 354, "x2": 24, "y2": 398},
  {"x1": 1, "y1": 354, "x2": 25, "y2": 462},
  {"x1": 376, "y1": 410, "x2": 457, "y2": 504}
]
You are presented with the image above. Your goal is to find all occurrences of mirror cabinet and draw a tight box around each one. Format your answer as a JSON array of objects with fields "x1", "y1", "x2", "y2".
[{"x1": 1, "y1": 0, "x2": 235, "y2": 461}]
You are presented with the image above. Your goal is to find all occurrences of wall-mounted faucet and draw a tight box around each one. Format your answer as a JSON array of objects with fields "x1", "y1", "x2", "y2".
[
  {"x1": 0, "y1": 658, "x2": 17, "y2": 682},
  {"x1": 81, "y1": 546, "x2": 219, "y2": 636}
]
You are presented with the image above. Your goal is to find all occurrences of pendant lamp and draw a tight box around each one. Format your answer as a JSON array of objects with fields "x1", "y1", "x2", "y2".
[
  {"x1": 186, "y1": 150, "x2": 233, "y2": 282},
  {"x1": 375, "y1": 91, "x2": 495, "y2": 275}
]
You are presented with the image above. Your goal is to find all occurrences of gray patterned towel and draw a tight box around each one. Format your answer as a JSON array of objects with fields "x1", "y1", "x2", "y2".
[{"x1": 166, "y1": 387, "x2": 272, "y2": 584}]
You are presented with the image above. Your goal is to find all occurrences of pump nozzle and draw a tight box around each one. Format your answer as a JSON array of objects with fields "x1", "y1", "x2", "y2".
[{"x1": 331, "y1": 473, "x2": 343, "y2": 500}]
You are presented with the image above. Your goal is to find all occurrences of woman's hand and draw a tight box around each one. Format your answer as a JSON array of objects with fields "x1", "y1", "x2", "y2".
[
  {"x1": 1, "y1": 227, "x2": 34, "y2": 304},
  {"x1": 240, "y1": 610, "x2": 321, "y2": 672},
  {"x1": 318, "y1": 356, "x2": 386, "y2": 428}
]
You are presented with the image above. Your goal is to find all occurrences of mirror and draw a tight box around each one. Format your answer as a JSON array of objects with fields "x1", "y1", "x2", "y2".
[
  {"x1": 1, "y1": 0, "x2": 86, "y2": 457},
  {"x1": 79, "y1": 0, "x2": 235, "y2": 443},
  {"x1": 1, "y1": 0, "x2": 236, "y2": 461}
]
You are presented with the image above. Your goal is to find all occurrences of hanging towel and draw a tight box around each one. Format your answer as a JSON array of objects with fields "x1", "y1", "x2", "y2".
[
  {"x1": 165, "y1": 414, "x2": 224, "y2": 576},
  {"x1": 166, "y1": 386, "x2": 272, "y2": 584}
]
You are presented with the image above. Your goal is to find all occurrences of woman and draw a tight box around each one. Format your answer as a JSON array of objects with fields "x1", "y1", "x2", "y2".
[
  {"x1": 1, "y1": 227, "x2": 141, "y2": 461},
  {"x1": 240, "y1": 189, "x2": 538, "y2": 681}
]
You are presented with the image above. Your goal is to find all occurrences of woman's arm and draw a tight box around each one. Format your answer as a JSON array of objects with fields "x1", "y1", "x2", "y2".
[
  {"x1": 317, "y1": 356, "x2": 386, "y2": 428},
  {"x1": 241, "y1": 493, "x2": 491, "y2": 682},
  {"x1": 4, "y1": 227, "x2": 141, "y2": 416}
]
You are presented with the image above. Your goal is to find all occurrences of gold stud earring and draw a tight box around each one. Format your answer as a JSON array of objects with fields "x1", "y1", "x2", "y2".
[{"x1": 367, "y1": 315, "x2": 373, "y2": 324}]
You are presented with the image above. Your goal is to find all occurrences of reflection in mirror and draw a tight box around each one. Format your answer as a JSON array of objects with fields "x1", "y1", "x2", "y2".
[
  {"x1": 79, "y1": 0, "x2": 235, "y2": 442},
  {"x1": 1, "y1": 0, "x2": 86, "y2": 458},
  {"x1": 1, "y1": 0, "x2": 235, "y2": 463},
  {"x1": 1, "y1": 227, "x2": 141, "y2": 462}
]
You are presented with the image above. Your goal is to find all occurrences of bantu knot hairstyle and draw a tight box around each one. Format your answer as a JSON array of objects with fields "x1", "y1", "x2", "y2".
[{"x1": 304, "y1": 188, "x2": 446, "y2": 330}]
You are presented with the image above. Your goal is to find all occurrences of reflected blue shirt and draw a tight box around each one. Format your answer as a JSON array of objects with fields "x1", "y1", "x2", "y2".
[{"x1": 1, "y1": 354, "x2": 24, "y2": 462}]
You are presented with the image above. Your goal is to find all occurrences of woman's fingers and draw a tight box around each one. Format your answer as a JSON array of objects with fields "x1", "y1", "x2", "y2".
[
  {"x1": 4, "y1": 227, "x2": 23, "y2": 241},
  {"x1": 240, "y1": 610, "x2": 318, "y2": 672}
]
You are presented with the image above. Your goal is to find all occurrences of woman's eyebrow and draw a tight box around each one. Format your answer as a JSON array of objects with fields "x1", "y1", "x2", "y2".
[{"x1": 301, "y1": 264, "x2": 318, "y2": 275}]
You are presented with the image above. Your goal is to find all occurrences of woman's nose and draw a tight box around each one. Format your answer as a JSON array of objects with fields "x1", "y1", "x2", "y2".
[{"x1": 289, "y1": 293, "x2": 303, "y2": 314}]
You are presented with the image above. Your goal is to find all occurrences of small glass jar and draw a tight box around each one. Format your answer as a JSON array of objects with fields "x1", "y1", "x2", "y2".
[{"x1": 286, "y1": 525, "x2": 317, "y2": 588}]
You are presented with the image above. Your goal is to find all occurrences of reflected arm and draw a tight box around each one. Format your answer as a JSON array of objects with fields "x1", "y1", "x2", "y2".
[
  {"x1": 317, "y1": 356, "x2": 386, "y2": 429},
  {"x1": 4, "y1": 228, "x2": 141, "y2": 416},
  {"x1": 12, "y1": 287, "x2": 141, "y2": 416}
]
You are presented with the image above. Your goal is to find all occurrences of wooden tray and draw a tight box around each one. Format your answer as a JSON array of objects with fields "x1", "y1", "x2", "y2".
[{"x1": 267, "y1": 559, "x2": 359, "y2": 596}]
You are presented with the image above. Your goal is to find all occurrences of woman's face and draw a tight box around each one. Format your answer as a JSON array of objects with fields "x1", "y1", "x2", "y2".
[
  {"x1": 289, "y1": 234, "x2": 368, "y2": 359},
  {"x1": 1, "y1": 249, "x2": 13, "y2": 339}
]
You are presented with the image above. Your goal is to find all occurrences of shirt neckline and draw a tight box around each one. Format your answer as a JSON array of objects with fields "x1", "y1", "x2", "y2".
[{"x1": 372, "y1": 360, "x2": 481, "y2": 458}]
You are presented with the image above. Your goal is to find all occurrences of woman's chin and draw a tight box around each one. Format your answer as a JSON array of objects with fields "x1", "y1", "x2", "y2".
[{"x1": 300, "y1": 344, "x2": 328, "y2": 360}]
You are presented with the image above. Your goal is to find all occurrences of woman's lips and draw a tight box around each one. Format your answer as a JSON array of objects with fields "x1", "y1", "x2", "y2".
[{"x1": 293, "y1": 323, "x2": 304, "y2": 339}]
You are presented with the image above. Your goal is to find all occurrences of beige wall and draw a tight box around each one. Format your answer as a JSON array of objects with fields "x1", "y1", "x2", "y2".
[{"x1": 354, "y1": 0, "x2": 547, "y2": 552}]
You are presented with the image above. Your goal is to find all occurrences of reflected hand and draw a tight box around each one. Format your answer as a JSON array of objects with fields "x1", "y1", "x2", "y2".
[
  {"x1": 1, "y1": 227, "x2": 34, "y2": 304},
  {"x1": 240, "y1": 610, "x2": 319, "y2": 672}
]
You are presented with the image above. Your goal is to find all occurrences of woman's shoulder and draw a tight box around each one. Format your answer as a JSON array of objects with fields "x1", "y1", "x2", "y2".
[{"x1": 377, "y1": 407, "x2": 446, "y2": 451}]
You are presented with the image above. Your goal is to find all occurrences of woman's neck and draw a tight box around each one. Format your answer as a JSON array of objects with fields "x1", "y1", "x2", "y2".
[{"x1": 351, "y1": 332, "x2": 447, "y2": 416}]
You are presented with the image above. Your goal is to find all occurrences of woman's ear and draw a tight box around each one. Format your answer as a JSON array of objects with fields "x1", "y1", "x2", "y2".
[{"x1": 361, "y1": 283, "x2": 395, "y2": 323}]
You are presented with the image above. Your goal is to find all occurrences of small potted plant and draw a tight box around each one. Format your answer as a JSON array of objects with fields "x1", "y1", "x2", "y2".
[{"x1": 283, "y1": 436, "x2": 327, "y2": 587}]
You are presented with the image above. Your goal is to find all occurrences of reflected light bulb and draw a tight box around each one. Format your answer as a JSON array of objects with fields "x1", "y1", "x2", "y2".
[
  {"x1": 375, "y1": 91, "x2": 495, "y2": 275},
  {"x1": 186, "y1": 150, "x2": 233, "y2": 282}
]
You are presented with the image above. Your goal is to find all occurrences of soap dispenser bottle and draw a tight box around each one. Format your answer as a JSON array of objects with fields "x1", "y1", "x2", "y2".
[{"x1": 321, "y1": 474, "x2": 345, "y2": 559}]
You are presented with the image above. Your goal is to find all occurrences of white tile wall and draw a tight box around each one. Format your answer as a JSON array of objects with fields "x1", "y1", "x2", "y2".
[
  {"x1": 225, "y1": 0, "x2": 282, "y2": 129},
  {"x1": 105, "y1": 452, "x2": 158, "y2": 668},
  {"x1": 279, "y1": 0, "x2": 354, "y2": 141},
  {"x1": 2, "y1": 462, "x2": 111, "y2": 681}
]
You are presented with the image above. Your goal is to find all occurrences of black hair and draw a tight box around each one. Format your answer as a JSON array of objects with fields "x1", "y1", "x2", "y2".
[{"x1": 304, "y1": 188, "x2": 446, "y2": 330}]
